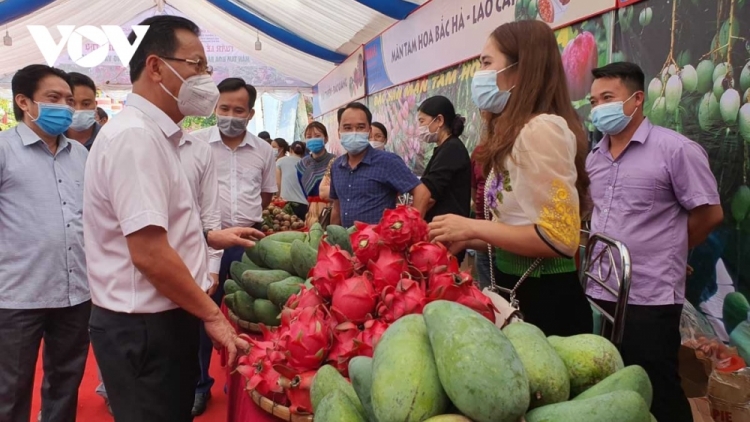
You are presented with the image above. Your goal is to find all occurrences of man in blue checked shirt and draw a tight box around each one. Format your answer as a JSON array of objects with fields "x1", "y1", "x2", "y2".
[{"x1": 330, "y1": 102, "x2": 430, "y2": 228}]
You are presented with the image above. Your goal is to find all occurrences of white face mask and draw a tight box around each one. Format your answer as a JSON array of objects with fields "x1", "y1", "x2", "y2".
[
  {"x1": 159, "y1": 59, "x2": 219, "y2": 117},
  {"x1": 69, "y1": 110, "x2": 96, "y2": 131},
  {"x1": 418, "y1": 117, "x2": 439, "y2": 143},
  {"x1": 369, "y1": 140, "x2": 385, "y2": 150},
  {"x1": 216, "y1": 115, "x2": 248, "y2": 137}
]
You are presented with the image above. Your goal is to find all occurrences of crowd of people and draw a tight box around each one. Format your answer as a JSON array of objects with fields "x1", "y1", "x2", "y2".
[{"x1": 0, "y1": 13, "x2": 724, "y2": 422}]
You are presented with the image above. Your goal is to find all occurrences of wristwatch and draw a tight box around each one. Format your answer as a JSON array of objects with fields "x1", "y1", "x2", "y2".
[{"x1": 203, "y1": 229, "x2": 212, "y2": 242}]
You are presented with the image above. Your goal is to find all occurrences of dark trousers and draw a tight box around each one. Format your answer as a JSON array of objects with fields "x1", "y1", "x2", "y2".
[
  {"x1": 196, "y1": 245, "x2": 245, "y2": 395},
  {"x1": 289, "y1": 202, "x2": 309, "y2": 220},
  {"x1": 495, "y1": 269, "x2": 593, "y2": 337},
  {"x1": 594, "y1": 300, "x2": 692, "y2": 422},
  {"x1": 0, "y1": 301, "x2": 90, "y2": 422},
  {"x1": 90, "y1": 305, "x2": 200, "y2": 422}
]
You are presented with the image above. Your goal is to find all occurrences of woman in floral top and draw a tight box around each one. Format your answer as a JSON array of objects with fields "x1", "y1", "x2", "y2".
[{"x1": 429, "y1": 20, "x2": 592, "y2": 336}]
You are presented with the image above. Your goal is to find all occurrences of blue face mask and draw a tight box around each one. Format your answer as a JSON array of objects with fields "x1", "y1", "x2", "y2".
[
  {"x1": 340, "y1": 132, "x2": 370, "y2": 155},
  {"x1": 471, "y1": 63, "x2": 516, "y2": 114},
  {"x1": 591, "y1": 93, "x2": 638, "y2": 135},
  {"x1": 31, "y1": 102, "x2": 74, "y2": 136},
  {"x1": 306, "y1": 138, "x2": 325, "y2": 154}
]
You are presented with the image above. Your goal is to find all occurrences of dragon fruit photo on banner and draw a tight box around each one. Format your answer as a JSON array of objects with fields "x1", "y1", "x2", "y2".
[{"x1": 236, "y1": 205, "x2": 497, "y2": 415}]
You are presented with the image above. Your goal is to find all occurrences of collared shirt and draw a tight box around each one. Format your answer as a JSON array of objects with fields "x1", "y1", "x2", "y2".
[
  {"x1": 586, "y1": 118, "x2": 720, "y2": 306},
  {"x1": 191, "y1": 126, "x2": 276, "y2": 228},
  {"x1": 84, "y1": 94, "x2": 210, "y2": 314},
  {"x1": 179, "y1": 133, "x2": 223, "y2": 275},
  {"x1": 0, "y1": 123, "x2": 89, "y2": 309},
  {"x1": 329, "y1": 146, "x2": 421, "y2": 228},
  {"x1": 83, "y1": 123, "x2": 101, "y2": 150}
]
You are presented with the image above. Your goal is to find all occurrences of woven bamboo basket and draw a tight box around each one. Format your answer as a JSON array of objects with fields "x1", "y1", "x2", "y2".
[
  {"x1": 227, "y1": 308, "x2": 262, "y2": 333},
  {"x1": 249, "y1": 389, "x2": 314, "y2": 422}
]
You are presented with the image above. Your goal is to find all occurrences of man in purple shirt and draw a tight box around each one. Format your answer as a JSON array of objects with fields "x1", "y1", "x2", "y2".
[{"x1": 587, "y1": 62, "x2": 723, "y2": 421}]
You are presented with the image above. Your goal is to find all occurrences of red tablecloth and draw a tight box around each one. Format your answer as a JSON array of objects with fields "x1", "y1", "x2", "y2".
[{"x1": 221, "y1": 303, "x2": 278, "y2": 422}]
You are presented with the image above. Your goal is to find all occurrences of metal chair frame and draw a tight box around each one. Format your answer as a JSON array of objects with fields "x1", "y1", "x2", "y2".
[{"x1": 578, "y1": 229, "x2": 633, "y2": 349}]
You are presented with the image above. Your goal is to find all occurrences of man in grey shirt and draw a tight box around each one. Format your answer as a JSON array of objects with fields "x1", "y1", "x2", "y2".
[{"x1": 0, "y1": 65, "x2": 90, "y2": 422}]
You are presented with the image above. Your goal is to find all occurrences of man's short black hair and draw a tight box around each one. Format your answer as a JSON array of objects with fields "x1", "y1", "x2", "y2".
[
  {"x1": 258, "y1": 131, "x2": 271, "y2": 140},
  {"x1": 11, "y1": 64, "x2": 70, "y2": 121},
  {"x1": 96, "y1": 107, "x2": 108, "y2": 121},
  {"x1": 337, "y1": 102, "x2": 372, "y2": 125},
  {"x1": 592, "y1": 62, "x2": 645, "y2": 93},
  {"x1": 217, "y1": 77, "x2": 257, "y2": 110},
  {"x1": 68, "y1": 72, "x2": 97, "y2": 94},
  {"x1": 128, "y1": 15, "x2": 201, "y2": 83}
]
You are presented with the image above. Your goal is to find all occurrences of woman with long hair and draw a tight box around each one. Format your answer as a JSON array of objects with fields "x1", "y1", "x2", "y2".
[
  {"x1": 296, "y1": 122, "x2": 335, "y2": 226},
  {"x1": 429, "y1": 20, "x2": 592, "y2": 336},
  {"x1": 277, "y1": 141, "x2": 308, "y2": 219}
]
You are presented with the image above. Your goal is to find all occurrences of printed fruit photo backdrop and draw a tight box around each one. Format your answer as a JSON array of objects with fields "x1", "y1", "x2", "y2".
[
  {"x1": 360, "y1": 12, "x2": 611, "y2": 173},
  {"x1": 614, "y1": 0, "x2": 750, "y2": 313}
]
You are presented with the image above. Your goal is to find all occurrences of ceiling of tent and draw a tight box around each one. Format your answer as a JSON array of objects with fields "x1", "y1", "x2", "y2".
[{"x1": 0, "y1": 0, "x2": 428, "y2": 88}]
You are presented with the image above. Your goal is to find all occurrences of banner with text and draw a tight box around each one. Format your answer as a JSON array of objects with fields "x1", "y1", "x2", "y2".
[
  {"x1": 313, "y1": 46, "x2": 365, "y2": 117},
  {"x1": 365, "y1": 0, "x2": 613, "y2": 93}
]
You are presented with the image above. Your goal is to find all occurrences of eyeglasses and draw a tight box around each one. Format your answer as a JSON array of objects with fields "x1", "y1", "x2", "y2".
[{"x1": 160, "y1": 56, "x2": 213, "y2": 75}]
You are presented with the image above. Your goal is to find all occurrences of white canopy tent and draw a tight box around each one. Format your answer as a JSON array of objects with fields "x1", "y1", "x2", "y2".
[{"x1": 0, "y1": 0, "x2": 428, "y2": 87}]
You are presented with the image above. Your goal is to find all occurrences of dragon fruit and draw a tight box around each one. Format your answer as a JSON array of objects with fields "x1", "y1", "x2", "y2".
[
  {"x1": 331, "y1": 273, "x2": 377, "y2": 324},
  {"x1": 285, "y1": 285, "x2": 324, "y2": 310},
  {"x1": 310, "y1": 242, "x2": 354, "y2": 299},
  {"x1": 352, "y1": 319, "x2": 389, "y2": 357},
  {"x1": 377, "y1": 278, "x2": 427, "y2": 323},
  {"x1": 278, "y1": 306, "x2": 333, "y2": 372},
  {"x1": 408, "y1": 242, "x2": 451, "y2": 276},
  {"x1": 456, "y1": 285, "x2": 498, "y2": 323},
  {"x1": 244, "y1": 358, "x2": 287, "y2": 404},
  {"x1": 378, "y1": 205, "x2": 429, "y2": 251},
  {"x1": 274, "y1": 366, "x2": 316, "y2": 414},
  {"x1": 368, "y1": 247, "x2": 408, "y2": 292},
  {"x1": 350, "y1": 222, "x2": 382, "y2": 265},
  {"x1": 238, "y1": 334, "x2": 275, "y2": 367},
  {"x1": 427, "y1": 266, "x2": 474, "y2": 302},
  {"x1": 326, "y1": 321, "x2": 361, "y2": 376}
]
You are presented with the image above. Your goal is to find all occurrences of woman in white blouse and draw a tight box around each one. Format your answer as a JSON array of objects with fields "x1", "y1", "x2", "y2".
[{"x1": 429, "y1": 20, "x2": 592, "y2": 336}]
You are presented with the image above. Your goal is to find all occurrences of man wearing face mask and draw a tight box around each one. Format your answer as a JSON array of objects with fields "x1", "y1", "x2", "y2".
[
  {"x1": 329, "y1": 102, "x2": 430, "y2": 228},
  {"x1": 83, "y1": 16, "x2": 259, "y2": 422},
  {"x1": 1, "y1": 65, "x2": 89, "y2": 422},
  {"x1": 190, "y1": 77, "x2": 276, "y2": 414},
  {"x1": 65, "y1": 72, "x2": 100, "y2": 150},
  {"x1": 587, "y1": 62, "x2": 723, "y2": 421},
  {"x1": 0, "y1": 65, "x2": 90, "y2": 422}
]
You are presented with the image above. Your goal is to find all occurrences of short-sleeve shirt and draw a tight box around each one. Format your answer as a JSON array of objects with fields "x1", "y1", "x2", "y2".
[
  {"x1": 0, "y1": 123, "x2": 90, "y2": 309},
  {"x1": 329, "y1": 145, "x2": 421, "y2": 228},
  {"x1": 191, "y1": 126, "x2": 277, "y2": 228},
  {"x1": 486, "y1": 115, "x2": 581, "y2": 258},
  {"x1": 586, "y1": 118, "x2": 720, "y2": 306},
  {"x1": 277, "y1": 155, "x2": 308, "y2": 204},
  {"x1": 179, "y1": 134, "x2": 223, "y2": 275},
  {"x1": 420, "y1": 136, "x2": 471, "y2": 222},
  {"x1": 84, "y1": 94, "x2": 210, "y2": 313}
]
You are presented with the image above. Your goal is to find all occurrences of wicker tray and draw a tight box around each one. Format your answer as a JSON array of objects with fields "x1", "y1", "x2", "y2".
[
  {"x1": 227, "y1": 308, "x2": 262, "y2": 333},
  {"x1": 249, "y1": 389, "x2": 314, "y2": 422}
]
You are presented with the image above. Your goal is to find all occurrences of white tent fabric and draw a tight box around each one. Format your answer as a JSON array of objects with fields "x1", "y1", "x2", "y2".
[{"x1": 0, "y1": 0, "x2": 429, "y2": 86}]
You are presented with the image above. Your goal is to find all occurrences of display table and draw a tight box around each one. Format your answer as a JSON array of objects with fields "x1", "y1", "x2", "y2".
[{"x1": 221, "y1": 302, "x2": 278, "y2": 422}]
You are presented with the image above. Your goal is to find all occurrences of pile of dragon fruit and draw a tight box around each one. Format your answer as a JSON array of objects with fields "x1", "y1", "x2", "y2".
[{"x1": 236, "y1": 205, "x2": 496, "y2": 414}]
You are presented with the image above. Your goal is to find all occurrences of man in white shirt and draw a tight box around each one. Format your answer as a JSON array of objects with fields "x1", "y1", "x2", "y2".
[
  {"x1": 83, "y1": 16, "x2": 258, "y2": 422},
  {"x1": 190, "y1": 77, "x2": 277, "y2": 414}
]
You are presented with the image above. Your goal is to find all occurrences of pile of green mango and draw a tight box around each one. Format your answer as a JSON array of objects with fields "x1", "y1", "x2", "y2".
[
  {"x1": 223, "y1": 223, "x2": 356, "y2": 326},
  {"x1": 313, "y1": 300, "x2": 657, "y2": 422}
]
